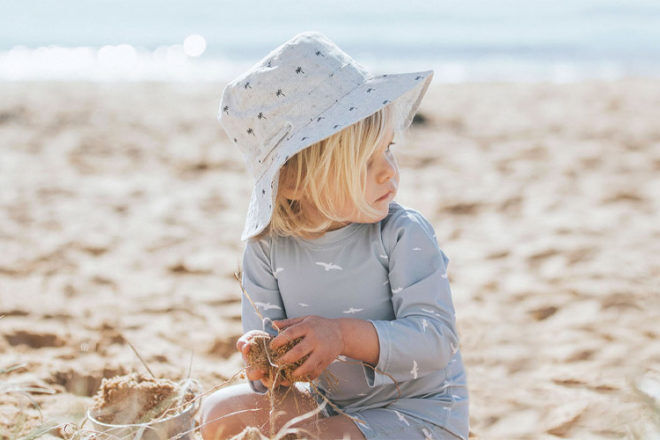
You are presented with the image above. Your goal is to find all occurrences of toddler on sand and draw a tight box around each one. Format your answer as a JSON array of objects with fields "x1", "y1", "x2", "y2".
[{"x1": 200, "y1": 31, "x2": 468, "y2": 440}]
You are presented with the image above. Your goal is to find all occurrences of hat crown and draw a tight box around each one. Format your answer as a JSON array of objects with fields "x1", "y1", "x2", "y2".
[{"x1": 218, "y1": 31, "x2": 371, "y2": 177}]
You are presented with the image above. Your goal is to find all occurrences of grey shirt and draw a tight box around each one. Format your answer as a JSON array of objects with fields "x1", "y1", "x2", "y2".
[{"x1": 240, "y1": 201, "x2": 469, "y2": 439}]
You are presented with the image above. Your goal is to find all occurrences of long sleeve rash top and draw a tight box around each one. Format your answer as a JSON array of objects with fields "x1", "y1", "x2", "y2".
[{"x1": 240, "y1": 201, "x2": 469, "y2": 439}]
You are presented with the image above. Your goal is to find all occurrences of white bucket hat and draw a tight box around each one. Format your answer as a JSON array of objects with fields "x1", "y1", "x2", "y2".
[{"x1": 218, "y1": 31, "x2": 433, "y2": 241}]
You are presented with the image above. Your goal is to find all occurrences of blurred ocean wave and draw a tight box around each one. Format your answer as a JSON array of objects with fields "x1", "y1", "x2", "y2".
[{"x1": 1, "y1": 0, "x2": 659, "y2": 82}]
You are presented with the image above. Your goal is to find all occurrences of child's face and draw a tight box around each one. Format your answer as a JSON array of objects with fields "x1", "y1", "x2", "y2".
[
  {"x1": 280, "y1": 126, "x2": 399, "y2": 234},
  {"x1": 332, "y1": 126, "x2": 399, "y2": 226}
]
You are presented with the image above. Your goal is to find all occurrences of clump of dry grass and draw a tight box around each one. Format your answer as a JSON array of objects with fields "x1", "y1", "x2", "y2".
[
  {"x1": 230, "y1": 425, "x2": 305, "y2": 440},
  {"x1": 227, "y1": 399, "x2": 327, "y2": 440},
  {"x1": 245, "y1": 335, "x2": 309, "y2": 385}
]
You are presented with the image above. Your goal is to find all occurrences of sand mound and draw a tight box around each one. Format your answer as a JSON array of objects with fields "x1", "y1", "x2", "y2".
[{"x1": 90, "y1": 373, "x2": 194, "y2": 425}]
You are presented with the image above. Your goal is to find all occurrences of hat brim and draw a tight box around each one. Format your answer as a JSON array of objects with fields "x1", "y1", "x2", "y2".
[{"x1": 241, "y1": 69, "x2": 434, "y2": 241}]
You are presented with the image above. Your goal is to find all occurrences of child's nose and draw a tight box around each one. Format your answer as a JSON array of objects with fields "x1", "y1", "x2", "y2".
[{"x1": 377, "y1": 155, "x2": 397, "y2": 183}]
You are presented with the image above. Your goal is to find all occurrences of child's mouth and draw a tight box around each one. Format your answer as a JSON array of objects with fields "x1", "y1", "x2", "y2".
[{"x1": 376, "y1": 190, "x2": 393, "y2": 202}]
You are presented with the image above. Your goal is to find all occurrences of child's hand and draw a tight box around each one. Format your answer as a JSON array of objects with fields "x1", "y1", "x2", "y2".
[
  {"x1": 236, "y1": 330, "x2": 291, "y2": 388},
  {"x1": 236, "y1": 330, "x2": 269, "y2": 382},
  {"x1": 270, "y1": 316, "x2": 344, "y2": 382}
]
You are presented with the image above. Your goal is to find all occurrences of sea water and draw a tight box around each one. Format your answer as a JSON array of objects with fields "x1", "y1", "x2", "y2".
[{"x1": 1, "y1": 0, "x2": 659, "y2": 82}]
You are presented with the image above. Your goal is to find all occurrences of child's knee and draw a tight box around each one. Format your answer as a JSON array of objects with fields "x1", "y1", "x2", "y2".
[{"x1": 200, "y1": 384, "x2": 262, "y2": 440}]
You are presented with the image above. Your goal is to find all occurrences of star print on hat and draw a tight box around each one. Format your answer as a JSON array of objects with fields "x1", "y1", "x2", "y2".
[{"x1": 218, "y1": 31, "x2": 434, "y2": 241}]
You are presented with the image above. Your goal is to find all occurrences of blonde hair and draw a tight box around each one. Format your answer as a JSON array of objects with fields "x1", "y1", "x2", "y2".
[{"x1": 255, "y1": 104, "x2": 396, "y2": 240}]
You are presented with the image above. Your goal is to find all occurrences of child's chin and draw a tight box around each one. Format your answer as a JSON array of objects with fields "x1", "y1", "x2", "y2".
[{"x1": 369, "y1": 207, "x2": 391, "y2": 223}]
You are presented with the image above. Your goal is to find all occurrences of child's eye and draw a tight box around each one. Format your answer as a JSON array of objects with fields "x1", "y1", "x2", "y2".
[{"x1": 368, "y1": 142, "x2": 395, "y2": 167}]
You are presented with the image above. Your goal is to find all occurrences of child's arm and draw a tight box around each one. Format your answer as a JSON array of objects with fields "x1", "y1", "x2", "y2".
[
  {"x1": 270, "y1": 315, "x2": 379, "y2": 381},
  {"x1": 362, "y1": 208, "x2": 460, "y2": 386},
  {"x1": 240, "y1": 237, "x2": 287, "y2": 392}
]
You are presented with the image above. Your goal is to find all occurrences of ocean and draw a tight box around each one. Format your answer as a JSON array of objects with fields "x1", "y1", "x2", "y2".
[{"x1": 1, "y1": 0, "x2": 659, "y2": 82}]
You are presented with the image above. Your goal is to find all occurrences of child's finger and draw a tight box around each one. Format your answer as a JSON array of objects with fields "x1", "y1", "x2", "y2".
[
  {"x1": 270, "y1": 324, "x2": 307, "y2": 350},
  {"x1": 245, "y1": 366, "x2": 266, "y2": 381},
  {"x1": 242, "y1": 341, "x2": 254, "y2": 356},
  {"x1": 236, "y1": 338, "x2": 246, "y2": 352},
  {"x1": 272, "y1": 316, "x2": 306, "y2": 330},
  {"x1": 238, "y1": 340, "x2": 253, "y2": 357},
  {"x1": 292, "y1": 354, "x2": 323, "y2": 381},
  {"x1": 276, "y1": 338, "x2": 313, "y2": 366},
  {"x1": 237, "y1": 330, "x2": 270, "y2": 352},
  {"x1": 274, "y1": 377, "x2": 291, "y2": 387}
]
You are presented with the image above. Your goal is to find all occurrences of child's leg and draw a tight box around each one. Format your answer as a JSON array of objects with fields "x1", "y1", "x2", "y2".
[
  {"x1": 200, "y1": 382, "x2": 342, "y2": 439},
  {"x1": 295, "y1": 415, "x2": 366, "y2": 439}
]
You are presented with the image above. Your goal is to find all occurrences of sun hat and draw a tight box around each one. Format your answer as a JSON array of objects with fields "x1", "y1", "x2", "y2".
[{"x1": 218, "y1": 31, "x2": 434, "y2": 241}]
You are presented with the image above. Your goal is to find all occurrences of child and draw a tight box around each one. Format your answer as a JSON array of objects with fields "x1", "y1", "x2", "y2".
[{"x1": 200, "y1": 31, "x2": 468, "y2": 440}]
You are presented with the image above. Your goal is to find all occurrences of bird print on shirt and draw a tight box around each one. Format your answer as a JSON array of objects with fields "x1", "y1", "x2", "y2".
[
  {"x1": 342, "y1": 307, "x2": 363, "y2": 314},
  {"x1": 392, "y1": 287, "x2": 403, "y2": 293},
  {"x1": 422, "y1": 319, "x2": 429, "y2": 332},
  {"x1": 298, "y1": 302, "x2": 310, "y2": 307},
  {"x1": 255, "y1": 302, "x2": 282, "y2": 311},
  {"x1": 331, "y1": 355, "x2": 349, "y2": 364},
  {"x1": 422, "y1": 427, "x2": 433, "y2": 440},
  {"x1": 441, "y1": 272, "x2": 448, "y2": 279},
  {"x1": 273, "y1": 267, "x2": 284, "y2": 278},
  {"x1": 412, "y1": 247, "x2": 422, "y2": 251},
  {"x1": 422, "y1": 308, "x2": 443, "y2": 318},
  {"x1": 394, "y1": 410, "x2": 410, "y2": 426},
  {"x1": 315, "y1": 261, "x2": 342, "y2": 271},
  {"x1": 410, "y1": 360, "x2": 419, "y2": 379},
  {"x1": 450, "y1": 341, "x2": 459, "y2": 354}
]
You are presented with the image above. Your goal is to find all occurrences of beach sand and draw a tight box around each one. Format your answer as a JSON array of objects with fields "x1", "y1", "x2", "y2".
[{"x1": 1, "y1": 79, "x2": 658, "y2": 439}]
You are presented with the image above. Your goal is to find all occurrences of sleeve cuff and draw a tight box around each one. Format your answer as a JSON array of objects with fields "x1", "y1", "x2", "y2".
[
  {"x1": 362, "y1": 319, "x2": 392, "y2": 388},
  {"x1": 248, "y1": 379, "x2": 268, "y2": 394}
]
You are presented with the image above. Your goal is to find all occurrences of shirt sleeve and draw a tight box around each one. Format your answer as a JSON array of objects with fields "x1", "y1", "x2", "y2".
[
  {"x1": 363, "y1": 208, "x2": 460, "y2": 387},
  {"x1": 241, "y1": 236, "x2": 287, "y2": 393}
]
